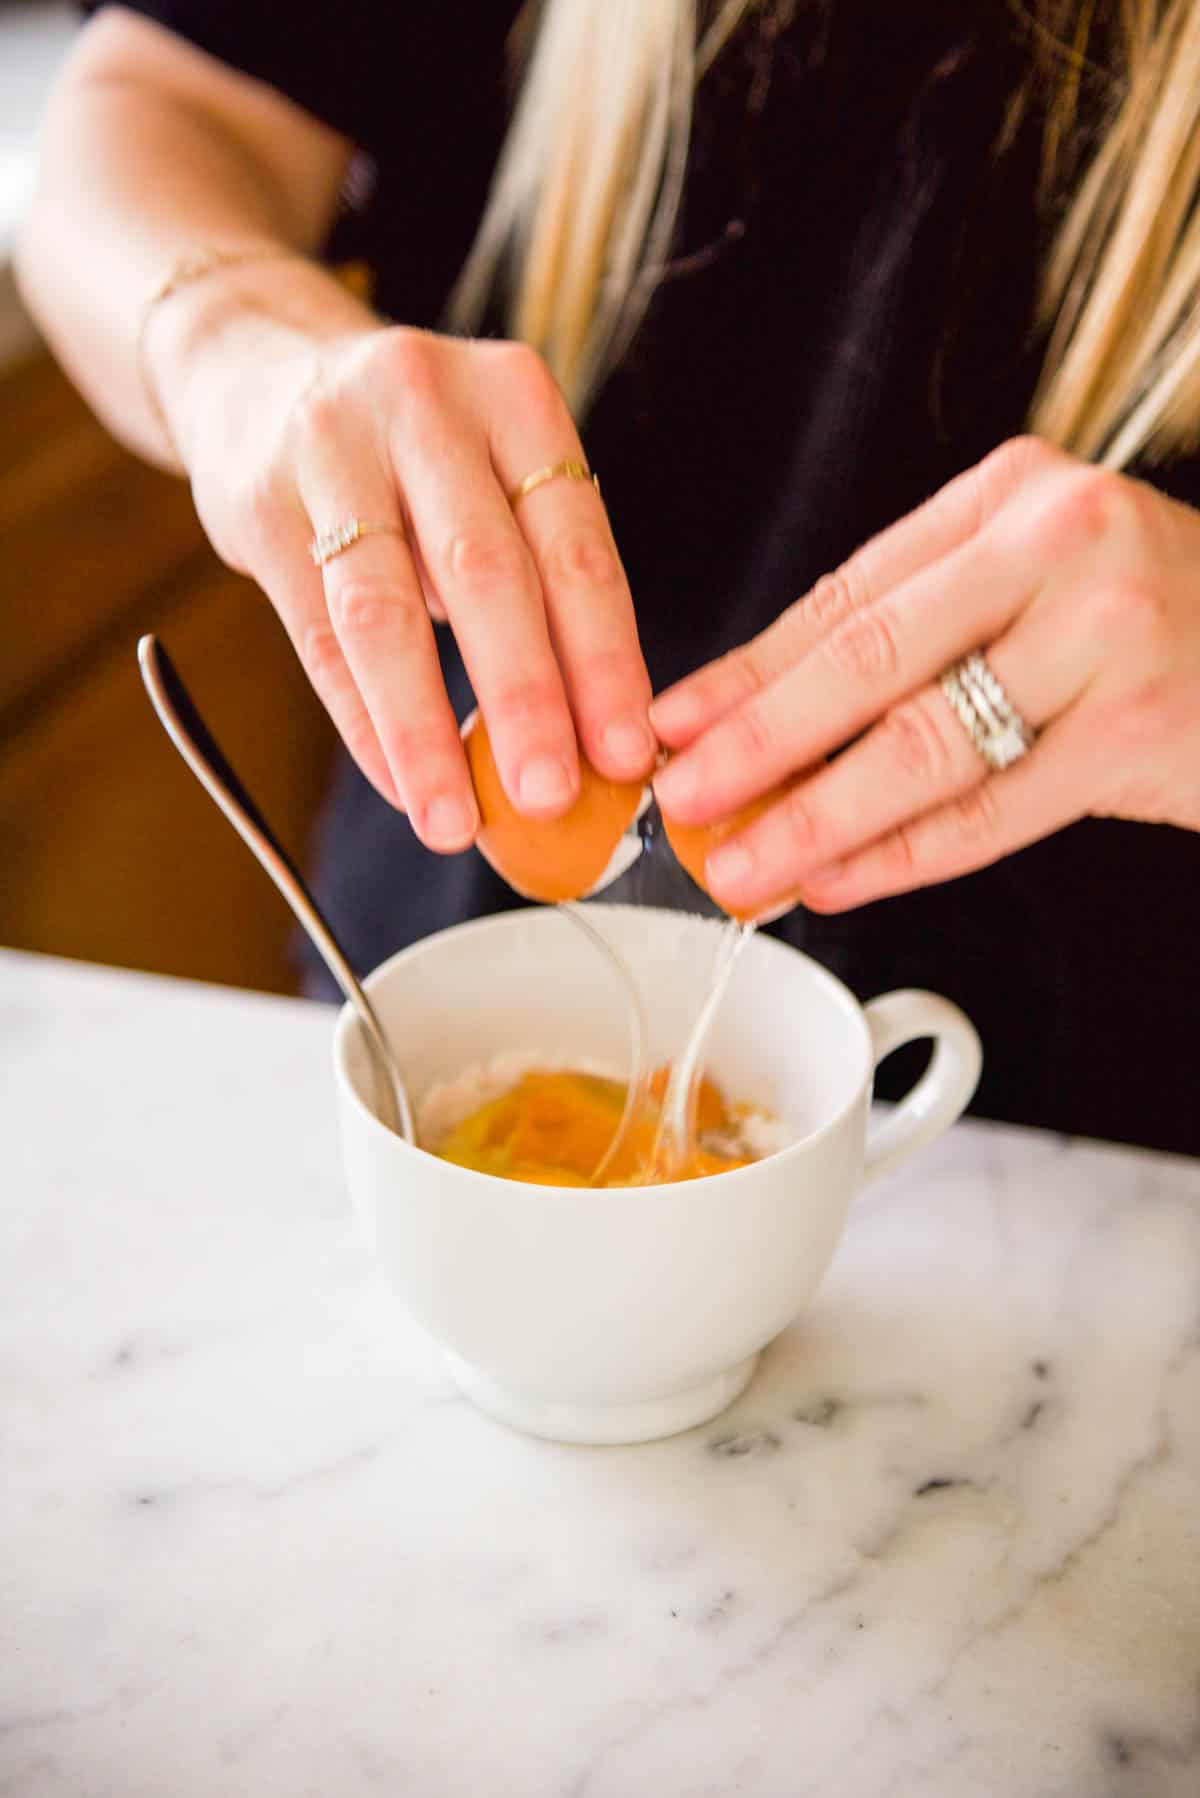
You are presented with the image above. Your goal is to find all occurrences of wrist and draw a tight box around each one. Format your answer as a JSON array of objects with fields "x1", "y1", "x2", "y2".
[{"x1": 141, "y1": 248, "x2": 380, "y2": 471}]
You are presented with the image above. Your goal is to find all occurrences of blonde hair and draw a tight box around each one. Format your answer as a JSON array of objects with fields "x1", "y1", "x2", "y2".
[
  {"x1": 451, "y1": 1, "x2": 1200, "y2": 471},
  {"x1": 1026, "y1": 1, "x2": 1200, "y2": 466}
]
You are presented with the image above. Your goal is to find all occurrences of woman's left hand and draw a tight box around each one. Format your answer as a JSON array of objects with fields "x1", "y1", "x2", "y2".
[{"x1": 649, "y1": 436, "x2": 1200, "y2": 918}]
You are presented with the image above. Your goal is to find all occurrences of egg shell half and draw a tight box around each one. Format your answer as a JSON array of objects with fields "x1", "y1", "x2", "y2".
[{"x1": 463, "y1": 712, "x2": 645, "y2": 904}]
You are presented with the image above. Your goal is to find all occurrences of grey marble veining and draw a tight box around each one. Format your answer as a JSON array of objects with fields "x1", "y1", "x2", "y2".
[{"x1": 2, "y1": 947, "x2": 1198, "y2": 1797}]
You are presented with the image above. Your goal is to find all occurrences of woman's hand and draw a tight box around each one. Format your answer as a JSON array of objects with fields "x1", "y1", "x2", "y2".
[
  {"x1": 21, "y1": 9, "x2": 657, "y2": 849},
  {"x1": 173, "y1": 310, "x2": 656, "y2": 852},
  {"x1": 650, "y1": 436, "x2": 1200, "y2": 918}
]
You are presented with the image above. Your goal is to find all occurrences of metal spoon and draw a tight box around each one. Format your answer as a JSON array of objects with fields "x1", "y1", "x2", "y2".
[{"x1": 136, "y1": 635, "x2": 414, "y2": 1141}]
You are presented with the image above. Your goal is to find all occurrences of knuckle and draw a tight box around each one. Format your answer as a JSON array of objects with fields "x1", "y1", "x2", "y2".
[
  {"x1": 292, "y1": 380, "x2": 342, "y2": 449},
  {"x1": 492, "y1": 341, "x2": 565, "y2": 422},
  {"x1": 1110, "y1": 678, "x2": 1174, "y2": 756},
  {"x1": 342, "y1": 707, "x2": 383, "y2": 764},
  {"x1": 979, "y1": 434, "x2": 1057, "y2": 504},
  {"x1": 879, "y1": 696, "x2": 955, "y2": 783},
  {"x1": 568, "y1": 646, "x2": 643, "y2": 709},
  {"x1": 380, "y1": 714, "x2": 455, "y2": 774},
  {"x1": 443, "y1": 528, "x2": 529, "y2": 595},
  {"x1": 380, "y1": 327, "x2": 443, "y2": 404},
  {"x1": 758, "y1": 597, "x2": 813, "y2": 668},
  {"x1": 950, "y1": 778, "x2": 1003, "y2": 846},
  {"x1": 971, "y1": 435, "x2": 1063, "y2": 535},
  {"x1": 727, "y1": 700, "x2": 778, "y2": 768},
  {"x1": 496, "y1": 338, "x2": 555, "y2": 389},
  {"x1": 216, "y1": 471, "x2": 288, "y2": 570},
  {"x1": 1073, "y1": 466, "x2": 1128, "y2": 534},
  {"x1": 330, "y1": 579, "x2": 387, "y2": 635},
  {"x1": 1082, "y1": 576, "x2": 1166, "y2": 643},
  {"x1": 300, "y1": 620, "x2": 344, "y2": 683},
  {"x1": 330, "y1": 577, "x2": 416, "y2": 642},
  {"x1": 877, "y1": 823, "x2": 918, "y2": 884},
  {"x1": 822, "y1": 606, "x2": 898, "y2": 684},
  {"x1": 1027, "y1": 467, "x2": 1134, "y2": 560},
  {"x1": 523, "y1": 380, "x2": 568, "y2": 437},
  {"x1": 989, "y1": 433, "x2": 1056, "y2": 481},
  {"x1": 541, "y1": 527, "x2": 622, "y2": 591},
  {"x1": 777, "y1": 786, "x2": 827, "y2": 858},
  {"x1": 488, "y1": 676, "x2": 564, "y2": 735},
  {"x1": 341, "y1": 708, "x2": 376, "y2": 758},
  {"x1": 491, "y1": 338, "x2": 543, "y2": 377},
  {"x1": 698, "y1": 646, "x2": 766, "y2": 712},
  {"x1": 728, "y1": 647, "x2": 769, "y2": 704},
  {"x1": 805, "y1": 570, "x2": 859, "y2": 631}
]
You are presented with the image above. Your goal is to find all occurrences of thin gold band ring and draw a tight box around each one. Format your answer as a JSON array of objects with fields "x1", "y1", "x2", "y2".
[{"x1": 508, "y1": 459, "x2": 600, "y2": 508}]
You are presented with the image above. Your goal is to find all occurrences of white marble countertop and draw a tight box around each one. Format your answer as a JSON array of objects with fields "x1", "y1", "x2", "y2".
[{"x1": 3, "y1": 946, "x2": 1198, "y2": 1797}]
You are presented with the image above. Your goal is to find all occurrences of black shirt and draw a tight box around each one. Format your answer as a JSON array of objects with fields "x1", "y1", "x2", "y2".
[{"x1": 92, "y1": 0, "x2": 1200, "y2": 1153}]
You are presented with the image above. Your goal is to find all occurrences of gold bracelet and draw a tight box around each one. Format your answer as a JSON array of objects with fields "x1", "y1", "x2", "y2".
[{"x1": 135, "y1": 245, "x2": 296, "y2": 472}]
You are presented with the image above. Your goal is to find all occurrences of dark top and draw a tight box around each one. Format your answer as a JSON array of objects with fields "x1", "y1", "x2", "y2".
[{"x1": 92, "y1": 0, "x2": 1200, "y2": 1153}]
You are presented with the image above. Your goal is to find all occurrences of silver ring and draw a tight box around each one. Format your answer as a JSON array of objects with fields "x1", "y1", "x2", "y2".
[
  {"x1": 309, "y1": 516, "x2": 400, "y2": 568},
  {"x1": 940, "y1": 651, "x2": 1035, "y2": 772}
]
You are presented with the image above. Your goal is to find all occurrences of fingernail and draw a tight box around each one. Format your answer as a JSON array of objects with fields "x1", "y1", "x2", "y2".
[
  {"x1": 602, "y1": 715, "x2": 656, "y2": 771},
  {"x1": 705, "y1": 841, "x2": 754, "y2": 892},
  {"x1": 653, "y1": 757, "x2": 698, "y2": 812},
  {"x1": 423, "y1": 793, "x2": 478, "y2": 849},
  {"x1": 649, "y1": 690, "x2": 701, "y2": 737},
  {"x1": 518, "y1": 755, "x2": 574, "y2": 813}
]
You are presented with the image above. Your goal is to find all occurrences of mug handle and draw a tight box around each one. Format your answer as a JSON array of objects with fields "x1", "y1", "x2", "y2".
[{"x1": 860, "y1": 990, "x2": 982, "y2": 1188}]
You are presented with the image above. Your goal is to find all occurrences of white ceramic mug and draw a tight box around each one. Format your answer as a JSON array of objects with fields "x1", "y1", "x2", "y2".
[{"x1": 333, "y1": 905, "x2": 981, "y2": 1445}]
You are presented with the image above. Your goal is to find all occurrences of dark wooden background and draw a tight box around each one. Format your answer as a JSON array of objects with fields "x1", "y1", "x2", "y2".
[{"x1": 1, "y1": 345, "x2": 338, "y2": 993}]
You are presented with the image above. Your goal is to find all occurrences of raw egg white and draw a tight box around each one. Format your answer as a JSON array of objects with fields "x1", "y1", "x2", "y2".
[{"x1": 463, "y1": 711, "x2": 644, "y2": 903}]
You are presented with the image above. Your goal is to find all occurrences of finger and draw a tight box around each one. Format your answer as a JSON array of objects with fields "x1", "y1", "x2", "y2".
[
  {"x1": 249, "y1": 500, "x2": 401, "y2": 808},
  {"x1": 701, "y1": 593, "x2": 1086, "y2": 917},
  {"x1": 650, "y1": 435, "x2": 1068, "y2": 748},
  {"x1": 508, "y1": 478, "x2": 655, "y2": 780},
  {"x1": 796, "y1": 705, "x2": 1093, "y2": 911},
  {"x1": 485, "y1": 352, "x2": 655, "y2": 782},
  {"x1": 297, "y1": 453, "x2": 479, "y2": 853},
  {"x1": 407, "y1": 534, "x2": 447, "y2": 621},
  {"x1": 653, "y1": 526, "x2": 1033, "y2": 826},
  {"x1": 395, "y1": 411, "x2": 582, "y2": 819}
]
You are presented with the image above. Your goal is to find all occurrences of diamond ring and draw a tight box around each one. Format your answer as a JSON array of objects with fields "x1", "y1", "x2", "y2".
[
  {"x1": 940, "y1": 651, "x2": 1036, "y2": 772},
  {"x1": 309, "y1": 516, "x2": 401, "y2": 569}
]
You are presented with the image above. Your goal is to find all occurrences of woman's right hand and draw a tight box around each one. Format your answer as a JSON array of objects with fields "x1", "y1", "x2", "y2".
[
  {"x1": 21, "y1": 10, "x2": 653, "y2": 852},
  {"x1": 167, "y1": 308, "x2": 657, "y2": 850}
]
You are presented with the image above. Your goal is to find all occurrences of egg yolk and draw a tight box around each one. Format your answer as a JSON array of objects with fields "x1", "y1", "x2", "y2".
[{"x1": 431, "y1": 1066, "x2": 758, "y2": 1186}]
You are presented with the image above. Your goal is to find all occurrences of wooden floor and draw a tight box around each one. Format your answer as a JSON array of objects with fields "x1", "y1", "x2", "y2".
[{"x1": 1, "y1": 347, "x2": 338, "y2": 994}]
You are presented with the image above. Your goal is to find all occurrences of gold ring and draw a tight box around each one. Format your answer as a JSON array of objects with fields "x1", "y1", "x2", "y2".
[
  {"x1": 508, "y1": 459, "x2": 600, "y2": 507},
  {"x1": 309, "y1": 516, "x2": 401, "y2": 569}
]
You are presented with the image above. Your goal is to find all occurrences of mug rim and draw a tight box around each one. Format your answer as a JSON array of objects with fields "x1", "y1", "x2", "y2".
[{"x1": 331, "y1": 903, "x2": 875, "y2": 1192}]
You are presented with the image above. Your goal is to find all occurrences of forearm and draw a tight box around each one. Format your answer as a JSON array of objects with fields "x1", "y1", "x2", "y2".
[{"x1": 15, "y1": 12, "x2": 367, "y2": 469}]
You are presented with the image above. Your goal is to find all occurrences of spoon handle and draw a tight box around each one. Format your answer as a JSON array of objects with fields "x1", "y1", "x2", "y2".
[{"x1": 136, "y1": 635, "x2": 413, "y2": 1141}]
